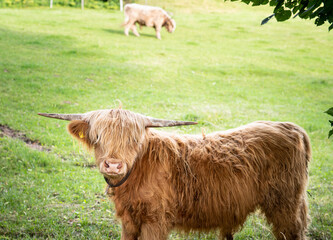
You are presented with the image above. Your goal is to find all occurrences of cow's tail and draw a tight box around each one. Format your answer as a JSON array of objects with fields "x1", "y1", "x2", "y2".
[
  {"x1": 122, "y1": 5, "x2": 130, "y2": 27},
  {"x1": 303, "y1": 129, "x2": 311, "y2": 172},
  {"x1": 122, "y1": 15, "x2": 129, "y2": 27},
  {"x1": 298, "y1": 125, "x2": 311, "y2": 171},
  {"x1": 293, "y1": 124, "x2": 312, "y2": 175},
  {"x1": 299, "y1": 125, "x2": 312, "y2": 234}
]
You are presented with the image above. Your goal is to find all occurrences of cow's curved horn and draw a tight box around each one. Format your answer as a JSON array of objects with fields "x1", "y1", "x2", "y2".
[
  {"x1": 146, "y1": 117, "x2": 197, "y2": 128},
  {"x1": 38, "y1": 113, "x2": 84, "y2": 121}
]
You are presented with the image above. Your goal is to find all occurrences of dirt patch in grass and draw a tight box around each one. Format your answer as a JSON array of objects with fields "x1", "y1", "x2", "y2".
[
  {"x1": 0, "y1": 124, "x2": 50, "y2": 152},
  {"x1": 0, "y1": 124, "x2": 96, "y2": 168}
]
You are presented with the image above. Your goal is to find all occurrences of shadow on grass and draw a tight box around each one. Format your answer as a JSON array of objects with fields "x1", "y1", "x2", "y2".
[
  {"x1": 0, "y1": 27, "x2": 75, "y2": 50},
  {"x1": 103, "y1": 28, "x2": 156, "y2": 39}
]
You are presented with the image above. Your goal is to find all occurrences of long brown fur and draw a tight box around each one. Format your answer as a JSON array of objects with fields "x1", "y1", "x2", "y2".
[{"x1": 67, "y1": 109, "x2": 311, "y2": 240}]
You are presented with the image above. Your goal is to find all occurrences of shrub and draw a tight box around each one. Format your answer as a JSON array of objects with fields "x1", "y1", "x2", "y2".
[
  {"x1": 0, "y1": 0, "x2": 120, "y2": 9},
  {"x1": 325, "y1": 107, "x2": 333, "y2": 139}
]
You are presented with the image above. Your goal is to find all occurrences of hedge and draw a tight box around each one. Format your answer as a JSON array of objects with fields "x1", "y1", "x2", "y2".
[{"x1": 0, "y1": 0, "x2": 120, "y2": 9}]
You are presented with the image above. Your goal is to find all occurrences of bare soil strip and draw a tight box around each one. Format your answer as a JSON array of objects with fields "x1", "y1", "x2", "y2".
[
  {"x1": 0, "y1": 124, "x2": 96, "y2": 168},
  {"x1": 0, "y1": 124, "x2": 50, "y2": 152}
]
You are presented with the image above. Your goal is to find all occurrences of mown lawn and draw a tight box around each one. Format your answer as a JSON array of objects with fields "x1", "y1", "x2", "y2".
[{"x1": 0, "y1": 1, "x2": 332, "y2": 239}]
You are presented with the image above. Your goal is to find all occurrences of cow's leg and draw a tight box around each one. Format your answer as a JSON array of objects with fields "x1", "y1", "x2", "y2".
[
  {"x1": 124, "y1": 20, "x2": 136, "y2": 36},
  {"x1": 298, "y1": 197, "x2": 310, "y2": 239},
  {"x1": 130, "y1": 24, "x2": 140, "y2": 37},
  {"x1": 139, "y1": 222, "x2": 169, "y2": 240},
  {"x1": 261, "y1": 197, "x2": 309, "y2": 240},
  {"x1": 220, "y1": 229, "x2": 233, "y2": 240},
  {"x1": 120, "y1": 214, "x2": 139, "y2": 240},
  {"x1": 155, "y1": 26, "x2": 162, "y2": 40},
  {"x1": 260, "y1": 177, "x2": 309, "y2": 240},
  {"x1": 226, "y1": 234, "x2": 233, "y2": 240},
  {"x1": 124, "y1": 24, "x2": 130, "y2": 36},
  {"x1": 121, "y1": 229, "x2": 138, "y2": 240},
  {"x1": 220, "y1": 233, "x2": 233, "y2": 240}
]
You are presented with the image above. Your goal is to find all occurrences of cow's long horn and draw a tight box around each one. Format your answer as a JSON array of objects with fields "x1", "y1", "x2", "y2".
[
  {"x1": 146, "y1": 117, "x2": 197, "y2": 128},
  {"x1": 38, "y1": 113, "x2": 84, "y2": 121}
]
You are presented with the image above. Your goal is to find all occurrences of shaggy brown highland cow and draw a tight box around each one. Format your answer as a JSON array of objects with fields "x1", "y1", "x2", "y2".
[{"x1": 39, "y1": 108, "x2": 311, "y2": 240}]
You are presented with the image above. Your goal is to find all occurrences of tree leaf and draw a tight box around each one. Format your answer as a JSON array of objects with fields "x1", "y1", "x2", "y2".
[
  {"x1": 252, "y1": 0, "x2": 262, "y2": 6},
  {"x1": 261, "y1": 14, "x2": 275, "y2": 25},
  {"x1": 329, "y1": 23, "x2": 333, "y2": 31},
  {"x1": 328, "y1": 129, "x2": 333, "y2": 139},
  {"x1": 275, "y1": 0, "x2": 284, "y2": 9},
  {"x1": 270, "y1": 0, "x2": 278, "y2": 7},
  {"x1": 293, "y1": 12, "x2": 300, "y2": 18},
  {"x1": 292, "y1": 4, "x2": 301, "y2": 14},
  {"x1": 299, "y1": 4, "x2": 316, "y2": 18},
  {"x1": 315, "y1": 15, "x2": 325, "y2": 26},
  {"x1": 285, "y1": 0, "x2": 295, "y2": 9},
  {"x1": 329, "y1": 120, "x2": 333, "y2": 127},
  {"x1": 325, "y1": 107, "x2": 333, "y2": 116},
  {"x1": 275, "y1": 8, "x2": 292, "y2": 21},
  {"x1": 310, "y1": 6, "x2": 324, "y2": 18},
  {"x1": 241, "y1": 0, "x2": 251, "y2": 4}
]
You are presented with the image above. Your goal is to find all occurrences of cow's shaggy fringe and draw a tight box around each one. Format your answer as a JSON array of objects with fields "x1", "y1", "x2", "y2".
[{"x1": 67, "y1": 109, "x2": 311, "y2": 240}]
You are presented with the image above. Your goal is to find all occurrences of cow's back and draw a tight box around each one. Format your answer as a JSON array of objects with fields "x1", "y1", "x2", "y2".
[
  {"x1": 171, "y1": 121, "x2": 310, "y2": 232},
  {"x1": 124, "y1": 3, "x2": 166, "y2": 26}
]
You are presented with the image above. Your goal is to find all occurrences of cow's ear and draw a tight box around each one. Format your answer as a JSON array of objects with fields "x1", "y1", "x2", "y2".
[{"x1": 67, "y1": 120, "x2": 92, "y2": 147}]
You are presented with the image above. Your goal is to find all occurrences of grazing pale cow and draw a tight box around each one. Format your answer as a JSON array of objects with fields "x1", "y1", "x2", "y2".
[
  {"x1": 39, "y1": 109, "x2": 311, "y2": 240},
  {"x1": 123, "y1": 3, "x2": 176, "y2": 39}
]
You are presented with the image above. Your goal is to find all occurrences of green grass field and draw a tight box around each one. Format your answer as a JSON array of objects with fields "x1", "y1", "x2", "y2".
[{"x1": 0, "y1": 1, "x2": 332, "y2": 239}]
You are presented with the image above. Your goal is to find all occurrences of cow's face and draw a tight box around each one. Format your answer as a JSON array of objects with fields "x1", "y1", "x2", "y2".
[
  {"x1": 165, "y1": 18, "x2": 176, "y2": 33},
  {"x1": 39, "y1": 108, "x2": 196, "y2": 185},
  {"x1": 67, "y1": 110, "x2": 147, "y2": 182}
]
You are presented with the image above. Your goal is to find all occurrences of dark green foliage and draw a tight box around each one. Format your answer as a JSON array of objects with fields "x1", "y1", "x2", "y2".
[
  {"x1": 326, "y1": 107, "x2": 333, "y2": 116},
  {"x1": 231, "y1": 0, "x2": 333, "y2": 31},
  {"x1": 0, "y1": 0, "x2": 119, "y2": 9},
  {"x1": 325, "y1": 107, "x2": 333, "y2": 138}
]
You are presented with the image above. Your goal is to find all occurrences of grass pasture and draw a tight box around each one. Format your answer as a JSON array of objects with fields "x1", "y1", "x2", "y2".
[{"x1": 0, "y1": 1, "x2": 333, "y2": 239}]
